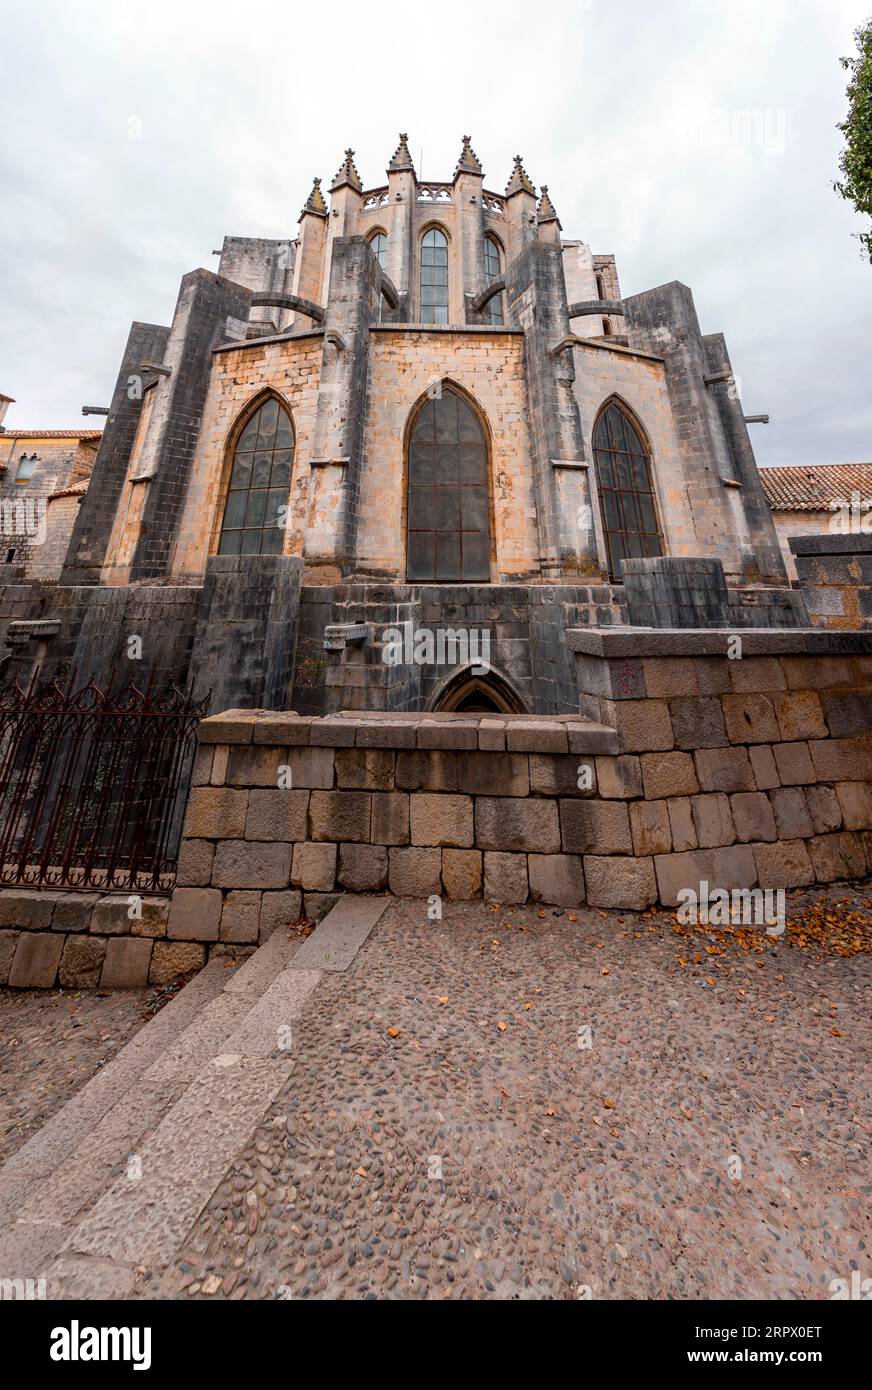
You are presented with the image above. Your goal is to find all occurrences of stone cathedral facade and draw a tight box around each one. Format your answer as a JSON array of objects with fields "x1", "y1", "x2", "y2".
[{"x1": 1, "y1": 135, "x2": 807, "y2": 717}]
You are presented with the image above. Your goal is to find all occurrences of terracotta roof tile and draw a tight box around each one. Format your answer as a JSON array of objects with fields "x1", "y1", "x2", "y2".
[{"x1": 759, "y1": 463, "x2": 872, "y2": 512}]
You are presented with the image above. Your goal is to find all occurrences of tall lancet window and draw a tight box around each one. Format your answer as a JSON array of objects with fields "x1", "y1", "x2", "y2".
[
  {"x1": 406, "y1": 385, "x2": 491, "y2": 581},
  {"x1": 217, "y1": 396, "x2": 294, "y2": 555},
  {"x1": 483, "y1": 235, "x2": 503, "y2": 325},
  {"x1": 369, "y1": 231, "x2": 388, "y2": 269},
  {"x1": 592, "y1": 400, "x2": 663, "y2": 581},
  {"x1": 420, "y1": 227, "x2": 449, "y2": 323}
]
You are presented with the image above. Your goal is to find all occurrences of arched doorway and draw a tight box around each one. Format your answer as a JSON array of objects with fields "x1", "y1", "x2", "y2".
[
  {"x1": 592, "y1": 399, "x2": 663, "y2": 581},
  {"x1": 406, "y1": 384, "x2": 491, "y2": 582},
  {"x1": 429, "y1": 664, "x2": 527, "y2": 714}
]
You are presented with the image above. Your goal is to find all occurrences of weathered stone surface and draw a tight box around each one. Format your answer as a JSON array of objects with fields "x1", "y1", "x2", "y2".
[
  {"x1": 808, "y1": 735, "x2": 872, "y2": 781},
  {"x1": 220, "y1": 890, "x2": 261, "y2": 943},
  {"x1": 694, "y1": 746, "x2": 755, "y2": 793},
  {"x1": 483, "y1": 851, "x2": 528, "y2": 904},
  {"x1": 477, "y1": 719, "x2": 506, "y2": 751},
  {"x1": 748, "y1": 744, "x2": 780, "y2": 791},
  {"x1": 184, "y1": 786, "x2": 248, "y2": 839},
  {"x1": 90, "y1": 894, "x2": 137, "y2": 936},
  {"x1": 258, "y1": 890, "x2": 303, "y2": 941},
  {"x1": 753, "y1": 839, "x2": 815, "y2": 889},
  {"x1": 167, "y1": 887, "x2": 223, "y2": 941},
  {"x1": 834, "y1": 781, "x2": 872, "y2": 830},
  {"x1": 560, "y1": 800, "x2": 632, "y2": 854},
  {"x1": 99, "y1": 937, "x2": 153, "y2": 989},
  {"x1": 804, "y1": 784, "x2": 843, "y2": 834},
  {"x1": 770, "y1": 787, "x2": 813, "y2": 841},
  {"x1": 728, "y1": 656, "x2": 786, "y2": 692},
  {"x1": 506, "y1": 721, "x2": 567, "y2": 754},
  {"x1": 131, "y1": 898, "x2": 169, "y2": 939},
  {"x1": 0, "y1": 930, "x2": 20, "y2": 985},
  {"x1": 51, "y1": 894, "x2": 93, "y2": 934},
  {"x1": 0, "y1": 890, "x2": 56, "y2": 931},
  {"x1": 807, "y1": 832, "x2": 866, "y2": 882},
  {"x1": 630, "y1": 800, "x2": 672, "y2": 855},
  {"x1": 148, "y1": 940, "x2": 207, "y2": 984},
  {"x1": 654, "y1": 845, "x2": 758, "y2": 904},
  {"x1": 334, "y1": 748, "x2": 394, "y2": 790},
  {"x1": 416, "y1": 720, "x2": 478, "y2": 750},
  {"x1": 338, "y1": 843, "x2": 389, "y2": 891},
  {"x1": 690, "y1": 793, "x2": 736, "y2": 849},
  {"x1": 175, "y1": 838, "x2": 215, "y2": 888},
  {"x1": 640, "y1": 751, "x2": 699, "y2": 800},
  {"x1": 476, "y1": 797, "x2": 561, "y2": 853},
  {"x1": 59, "y1": 935, "x2": 107, "y2": 989},
  {"x1": 641, "y1": 657, "x2": 699, "y2": 697},
  {"x1": 370, "y1": 792, "x2": 410, "y2": 845},
  {"x1": 441, "y1": 849, "x2": 482, "y2": 900},
  {"x1": 606, "y1": 699, "x2": 674, "y2": 753},
  {"x1": 666, "y1": 797, "x2": 697, "y2": 851},
  {"x1": 730, "y1": 791, "x2": 777, "y2": 844},
  {"x1": 212, "y1": 839, "x2": 293, "y2": 889},
  {"x1": 722, "y1": 693, "x2": 780, "y2": 745},
  {"x1": 191, "y1": 744, "x2": 213, "y2": 786},
  {"x1": 283, "y1": 746, "x2": 335, "y2": 789},
  {"x1": 594, "y1": 756, "x2": 641, "y2": 799},
  {"x1": 226, "y1": 745, "x2": 289, "y2": 786},
  {"x1": 308, "y1": 791, "x2": 371, "y2": 843},
  {"x1": 388, "y1": 847, "x2": 442, "y2": 896},
  {"x1": 528, "y1": 753, "x2": 592, "y2": 797},
  {"x1": 584, "y1": 855, "x2": 657, "y2": 909},
  {"x1": 772, "y1": 741, "x2": 816, "y2": 786},
  {"x1": 395, "y1": 750, "x2": 459, "y2": 791},
  {"x1": 354, "y1": 720, "x2": 417, "y2": 749},
  {"x1": 668, "y1": 697, "x2": 727, "y2": 749},
  {"x1": 774, "y1": 691, "x2": 827, "y2": 742},
  {"x1": 291, "y1": 842, "x2": 337, "y2": 891},
  {"x1": 245, "y1": 789, "x2": 309, "y2": 842},
  {"x1": 459, "y1": 752, "x2": 530, "y2": 796},
  {"x1": 8, "y1": 932, "x2": 63, "y2": 987},
  {"x1": 410, "y1": 793, "x2": 474, "y2": 848},
  {"x1": 528, "y1": 853, "x2": 584, "y2": 907},
  {"x1": 821, "y1": 691, "x2": 872, "y2": 738}
]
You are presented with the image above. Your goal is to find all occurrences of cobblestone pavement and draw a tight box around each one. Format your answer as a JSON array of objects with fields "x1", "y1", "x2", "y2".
[
  {"x1": 0, "y1": 984, "x2": 175, "y2": 1164},
  {"x1": 153, "y1": 882, "x2": 870, "y2": 1301}
]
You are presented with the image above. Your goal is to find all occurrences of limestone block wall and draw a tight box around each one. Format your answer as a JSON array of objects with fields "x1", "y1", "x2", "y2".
[
  {"x1": 0, "y1": 891, "x2": 209, "y2": 991},
  {"x1": 168, "y1": 630, "x2": 872, "y2": 935},
  {"x1": 789, "y1": 535, "x2": 872, "y2": 630}
]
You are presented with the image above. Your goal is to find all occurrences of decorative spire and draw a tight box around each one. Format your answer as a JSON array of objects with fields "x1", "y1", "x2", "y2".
[
  {"x1": 330, "y1": 148, "x2": 362, "y2": 193},
  {"x1": 505, "y1": 154, "x2": 536, "y2": 198},
  {"x1": 300, "y1": 176, "x2": 328, "y2": 218},
  {"x1": 453, "y1": 134, "x2": 483, "y2": 178},
  {"x1": 536, "y1": 184, "x2": 559, "y2": 224},
  {"x1": 388, "y1": 132, "x2": 415, "y2": 174}
]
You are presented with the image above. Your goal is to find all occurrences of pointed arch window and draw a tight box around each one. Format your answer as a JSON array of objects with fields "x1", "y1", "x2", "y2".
[
  {"x1": 217, "y1": 396, "x2": 294, "y2": 555},
  {"x1": 483, "y1": 235, "x2": 503, "y2": 325},
  {"x1": 369, "y1": 231, "x2": 387, "y2": 269},
  {"x1": 406, "y1": 385, "x2": 490, "y2": 581},
  {"x1": 592, "y1": 400, "x2": 663, "y2": 580},
  {"x1": 420, "y1": 227, "x2": 449, "y2": 324}
]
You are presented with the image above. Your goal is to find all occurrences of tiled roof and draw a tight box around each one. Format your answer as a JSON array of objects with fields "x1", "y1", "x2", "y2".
[
  {"x1": 0, "y1": 429, "x2": 102, "y2": 440},
  {"x1": 48, "y1": 482, "x2": 89, "y2": 501},
  {"x1": 759, "y1": 463, "x2": 872, "y2": 512}
]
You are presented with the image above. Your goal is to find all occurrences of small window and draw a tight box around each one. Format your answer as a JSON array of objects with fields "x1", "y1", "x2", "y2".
[
  {"x1": 420, "y1": 228, "x2": 449, "y2": 324},
  {"x1": 5, "y1": 549, "x2": 15, "y2": 564},
  {"x1": 602, "y1": 318, "x2": 612, "y2": 336},
  {"x1": 595, "y1": 273, "x2": 605, "y2": 300},
  {"x1": 217, "y1": 397, "x2": 295, "y2": 556},
  {"x1": 369, "y1": 232, "x2": 387, "y2": 269},
  {"x1": 483, "y1": 235, "x2": 503, "y2": 326},
  {"x1": 14, "y1": 453, "x2": 37, "y2": 483}
]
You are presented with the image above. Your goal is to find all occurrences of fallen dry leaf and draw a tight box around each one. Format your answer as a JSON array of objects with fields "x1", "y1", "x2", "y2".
[
  {"x1": 496, "y1": 1021, "x2": 508, "y2": 1032},
  {"x1": 387, "y1": 1027, "x2": 400, "y2": 1038}
]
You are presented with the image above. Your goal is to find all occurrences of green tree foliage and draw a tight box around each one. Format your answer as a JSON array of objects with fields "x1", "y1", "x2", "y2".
[{"x1": 835, "y1": 18, "x2": 872, "y2": 262}]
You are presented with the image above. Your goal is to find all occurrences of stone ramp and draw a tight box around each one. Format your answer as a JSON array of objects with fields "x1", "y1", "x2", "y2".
[{"x1": 0, "y1": 895, "x2": 389, "y2": 1297}]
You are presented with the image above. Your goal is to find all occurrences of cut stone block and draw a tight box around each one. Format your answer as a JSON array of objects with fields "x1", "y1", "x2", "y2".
[
  {"x1": 653, "y1": 845, "x2": 758, "y2": 905},
  {"x1": 834, "y1": 780, "x2": 872, "y2": 830},
  {"x1": 283, "y1": 746, "x2": 335, "y2": 789},
  {"x1": 148, "y1": 940, "x2": 207, "y2": 984},
  {"x1": 748, "y1": 744, "x2": 780, "y2": 791},
  {"x1": 772, "y1": 742, "x2": 816, "y2": 786},
  {"x1": 51, "y1": 894, "x2": 93, "y2": 934},
  {"x1": 560, "y1": 800, "x2": 632, "y2": 854},
  {"x1": 668, "y1": 697, "x2": 727, "y2": 749},
  {"x1": 528, "y1": 853, "x2": 584, "y2": 907},
  {"x1": 90, "y1": 894, "x2": 140, "y2": 936},
  {"x1": 753, "y1": 839, "x2": 815, "y2": 889},
  {"x1": 334, "y1": 748, "x2": 395, "y2": 790},
  {"x1": 690, "y1": 793, "x2": 736, "y2": 849},
  {"x1": 807, "y1": 832, "x2": 866, "y2": 883},
  {"x1": 183, "y1": 786, "x2": 248, "y2": 839},
  {"x1": 804, "y1": 784, "x2": 843, "y2": 835},
  {"x1": 459, "y1": 752, "x2": 530, "y2": 797},
  {"x1": 0, "y1": 890, "x2": 56, "y2": 931},
  {"x1": 258, "y1": 890, "x2": 303, "y2": 941},
  {"x1": 483, "y1": 851, "x2": 529, "y2": 905},
  {"x1": 606, "y1": 698, "x2": 674, "y2": 753},
  {"x1": 395, "y1": 750, "x2": 459, "y2": 792},
  {"x1": 0, "y1": 930, "x2": 20, "y2": 985},
  {"x1": 410, "y1": 793, "x2": 474, "y2": 847},
  {"x1": 220, "y1": 890, "x2": 261, "y2": 943},
  {"x1": 584, "y1": 855, "x2": 657, "y2": 909},
  {"x1": 722, "y1": 693, "x2": 780, "y2": 745},
  {"x1": 666, "y1": 797, "x2": 697, "y2": 852},
  {"x1": 630, "y1": 800, "x2": 672, "y2": 855},
  {"x1": 167, "y1": 887, "x2": 223, "y2": 941},
  {"x1": 370, "y1": 792, "x2": 410, "y2": 845},
  {"x1": 388, "y1": 847, "x2": 442, "y2": 896},
  {"x1": 441, "y1": 849, "x2": 482, "y2": 900},
  {"x1": 212, "y1": 839, "x2": 293, "y2": 890},
  {"x1": 59, "y1": 935, "x2": 107, "y2": 989},
  {"x1": 694, "y1": 746, "x2": 755, "y2": 793},
  {"x1": 99, "y1": 937, "x2": 153, "y2": 989},
  {"x1": 640, "y1": 750, "x2": 699, "y2": 799},
  {"x1": 291, "y1": 841, "x2": 337, "y2": 891},
  {"x1": 308, "y1": 791, "x2": 371, "y2": 843},
  {"x1": 774, "y1": 691, "x2": 827, "y2": 742},
  {"x1": 730, "y1": 791, "x2": 777, "y2": 843},
  {"x1": 244, "y1": 789, "x2": 309, "y2": 842},
  {"x1": 594, "y1": 755, "x2": 641, "y2": 799},
  {"x1": 476, "y1": 797, "x2": 561, "y2": 853},
  {"x1": 8, "y1": 932, "x2": 64, "y2": 988},
  {"x1": 227, "y1": 745, "x2": 290, "y2": 786},
  {"x1": 338, "y1": 843, "x2": 389, "y2": 891},
  {"x1": 175, "y1": 838, "x2": 215, "y2": 888},
  {"x1": 770, "y1": 787, "x2": 813, "y2": 840}
]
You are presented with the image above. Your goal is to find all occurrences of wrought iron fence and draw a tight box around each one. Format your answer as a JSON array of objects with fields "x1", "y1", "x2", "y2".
[{"x1": 0, "y1": 671, "x2": 208, "y2": 894}]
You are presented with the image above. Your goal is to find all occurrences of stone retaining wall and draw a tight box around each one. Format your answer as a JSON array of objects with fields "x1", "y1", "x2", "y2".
[
  {"x1": 168, "y1": 627, "x2": 872, "y2": 937},
  {"x1": 0, "y1": 890, "x2": 212, "y2": 990}
]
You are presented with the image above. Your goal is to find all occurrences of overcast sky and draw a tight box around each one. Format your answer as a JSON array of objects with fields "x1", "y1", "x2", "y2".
[{"x1": 0, "y1": 0, "x2": 869, "y2": 467}]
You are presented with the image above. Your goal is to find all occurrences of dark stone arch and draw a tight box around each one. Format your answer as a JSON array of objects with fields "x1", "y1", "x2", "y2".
[{"x1": 428, "y1": 662, "x2": 528, "y2": 714}]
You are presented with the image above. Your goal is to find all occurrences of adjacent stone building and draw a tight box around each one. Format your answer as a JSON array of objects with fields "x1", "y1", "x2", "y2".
[
  {"x1": 760, "y1": 462, "x2": 872, "y2": 581},
  {"x1": 0, "y1": 135, "x2": 847, "y2": 714}
]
